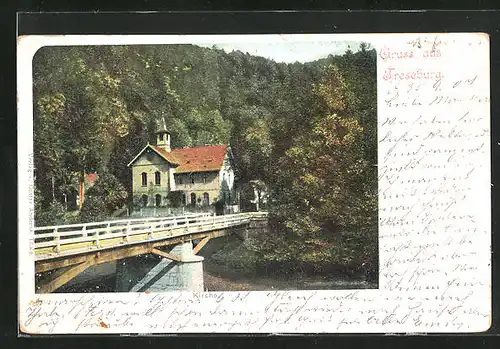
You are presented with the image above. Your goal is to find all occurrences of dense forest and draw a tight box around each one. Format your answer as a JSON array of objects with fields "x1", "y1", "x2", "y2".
[{"x1": 33, "y1": 43, "x2": 377, "y2": 278}]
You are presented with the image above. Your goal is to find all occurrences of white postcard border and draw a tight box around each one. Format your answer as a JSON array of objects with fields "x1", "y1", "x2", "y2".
[{"x1": 17, "y1": 33, "x2": 491, "y2": 334}]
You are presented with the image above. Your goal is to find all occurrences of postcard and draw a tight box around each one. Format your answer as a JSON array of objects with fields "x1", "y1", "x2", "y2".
[{"x1": 17, "y1": 33, "x2": 490, "y2": 333}]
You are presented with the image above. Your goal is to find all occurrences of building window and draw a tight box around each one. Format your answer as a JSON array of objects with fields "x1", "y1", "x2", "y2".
[
  {"x1": 141, "y1": 195, "x2": 148, "y2": 207},
  {"x1": 203, "y1": 192, "x2": 210, "y2": 206},
  {"x1": 155, "y1": 171, "x2": 161, "y2": 185},
  {"x1": 141, "y1": 172, "x2": 147, "y2": 186},
  {"x1": 160, "y1": 133, "x2": 164, "y2": 141},
  {"x1": 190, "y1": 175, "x2": 195, "y2": 184},
  {"x1": 203, "y1": 174, "x2": 208, "y2": 183},
  {"x1": 190, "y1": 193, "x2": 196, "y2": 206},
  {"x1": 155, "y1": 194, "x2": 162, "y2": 207},
  {"x1": 179, "y1": 177, "x2": 183, "y2": 185}
]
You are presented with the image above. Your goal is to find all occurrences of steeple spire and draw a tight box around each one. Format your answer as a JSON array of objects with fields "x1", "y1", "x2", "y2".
[{"x1": 155, "y1": 114, "x2": 171, "y2": 152}]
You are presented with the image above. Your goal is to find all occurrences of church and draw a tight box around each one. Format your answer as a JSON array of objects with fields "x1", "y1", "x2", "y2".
[{"x1": 127, "y1": 120, "x2": 235, "y2": 209}]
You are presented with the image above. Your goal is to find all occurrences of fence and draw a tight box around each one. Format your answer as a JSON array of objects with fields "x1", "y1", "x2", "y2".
[
  {"x1": 34, "y1": 212, "x2": 268, "y2": 260},
  {"x1": 129, "y1": 206, "x2": 215, "y2": 217}
]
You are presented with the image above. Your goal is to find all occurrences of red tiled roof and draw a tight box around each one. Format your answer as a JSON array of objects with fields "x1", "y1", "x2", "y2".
[
  {"x1": 170, "y1": 144, "x2": 228, "y2": 174},
  {"x1": 87, "y1": 173, "x2": 98, "y2": 185},
  {"x1": 151, "y1": 145, "x2": 180, "y2": 165}
]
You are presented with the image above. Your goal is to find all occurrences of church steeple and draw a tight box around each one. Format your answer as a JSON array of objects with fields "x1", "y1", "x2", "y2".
[{"x1": 155, "y1": 116, "x2": 171, "y2": 152}]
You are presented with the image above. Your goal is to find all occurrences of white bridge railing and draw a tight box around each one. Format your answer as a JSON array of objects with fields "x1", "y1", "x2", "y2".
[{"x1": 34, "y1": 212, "x2": 268, "y2": 260}]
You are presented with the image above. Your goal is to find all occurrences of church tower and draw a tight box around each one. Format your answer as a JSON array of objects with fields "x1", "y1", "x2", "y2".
[{"x1": 155, "y1": 117, "x2": 171, "y2": 152}]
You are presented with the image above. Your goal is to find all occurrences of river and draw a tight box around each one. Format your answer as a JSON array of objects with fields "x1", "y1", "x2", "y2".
[
  {"x1": 56, "y1": 235, "x2": 377, "y2": 293},
  {"x1": 57, "y1": 269, "x2": 375, "y2": 293}
]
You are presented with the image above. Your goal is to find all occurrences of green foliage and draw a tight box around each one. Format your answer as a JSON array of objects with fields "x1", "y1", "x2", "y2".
[
  {"x1": 166, "y1": 191, "x2": 183, "y2": 208},
  {"x1": 264, "y1": 50, "x2": 378, "y2": 274},
  {"x1": 33, "y1": 43, "x2": 377, "y2": 276},
  {"x1": 239, "y1": 181, "x2": 257, "y2": 212},
  {"x1": 34, "y1": 194, "x2": 66, "y2": 227},
  {"x1": 34, "y1": 184, "x2": 81, "y2": 226},
  {"x1": 80, "y1": 173, "x2": 128, "y2": 222},
  {"x1": 185, "y1": 109, "x2": 232, "y2": 146}
]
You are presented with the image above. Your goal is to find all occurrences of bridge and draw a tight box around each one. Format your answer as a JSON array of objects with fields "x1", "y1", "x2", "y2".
[{"x1": 34, "y1": 212, "x2": 268, "y2": 293}]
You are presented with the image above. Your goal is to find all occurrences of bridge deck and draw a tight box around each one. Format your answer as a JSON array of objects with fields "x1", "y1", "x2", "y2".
[{"x1": 34, "y1": 212, "x2": 267, "y2": 262}]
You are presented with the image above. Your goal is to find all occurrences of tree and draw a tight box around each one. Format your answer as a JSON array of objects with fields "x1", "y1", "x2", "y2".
[
  {"x1": 33, "y1": 46, "x2": 132, "y2": 212},
  {"x1": 255, "y1": 56, "x2": 377, "y2": 275},
  {"x1": 80, "y1": 172, "x2": 128, "y2": 222}
]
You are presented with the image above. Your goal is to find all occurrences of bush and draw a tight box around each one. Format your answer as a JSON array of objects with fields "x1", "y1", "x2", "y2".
[
  {"x1": 35, "y1": 200, "x2": 67, "y2": 226},
  {"x1": 167, "y1": 191, "x2": 183, "y2": 208},
  {"x1": 81, "y1": 172, "x2": 128, "y2": 222}
]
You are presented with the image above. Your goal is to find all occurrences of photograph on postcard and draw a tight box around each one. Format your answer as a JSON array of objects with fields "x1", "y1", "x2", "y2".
[{"x1": 31, "y1": 40, "x2": 378, "y2": 294}]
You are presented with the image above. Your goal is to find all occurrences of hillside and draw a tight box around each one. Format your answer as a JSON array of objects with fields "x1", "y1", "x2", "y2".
[{"x1": 32, "y1": 42, "x2": 378, "y2": 276}]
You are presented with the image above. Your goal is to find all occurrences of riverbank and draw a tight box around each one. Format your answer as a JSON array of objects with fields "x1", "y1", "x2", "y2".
[
  {"x1": 55, "y1": 267, "x2": 376, "y2": 293},
  {"x1": 54, "y1": 234, "x2": 377, "y2": 293},
  {"x1": 203, "y1": 267, "x2": 375, "y2": 291},
  {"x1": 200, "y1": 235, "x2": 377, "y2": 291}
]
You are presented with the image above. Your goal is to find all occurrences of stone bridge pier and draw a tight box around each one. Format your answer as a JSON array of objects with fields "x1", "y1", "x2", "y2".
[{"x1": 115, "y1": 242, "x2": 205, "y2": 292}]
